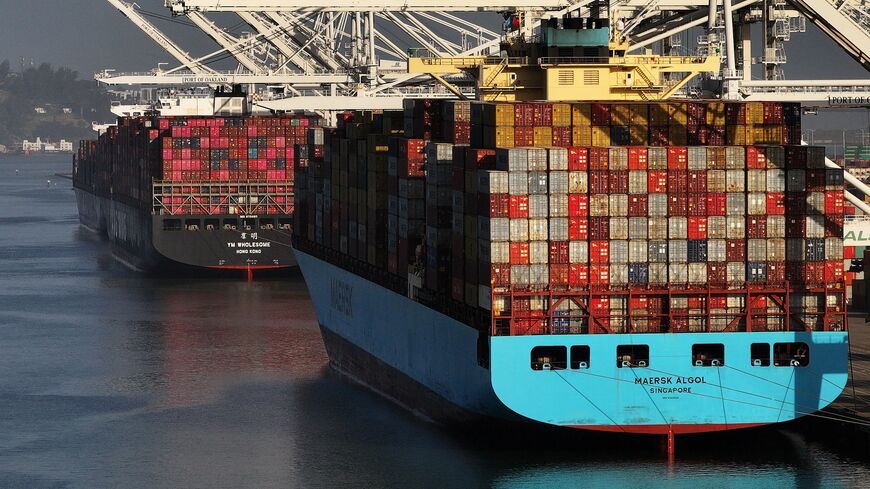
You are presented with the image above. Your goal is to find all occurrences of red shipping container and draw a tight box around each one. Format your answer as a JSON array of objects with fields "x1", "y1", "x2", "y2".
[
  {"x1": 806, "y1": 170, "x2": 826, "y2": 191},
  {"x1": 785, "y1": 147, "x2": 807, "y2": 169},
  {"x1": 824, "y1": 261, "x2": 844, "y2": 283},
  {"x1": 591, "y1": 103, "x2": 611, "y2": 126},
  {"x1": 825, "y1": 191, "x2": 844, "y2": 215},
  {"x1": 826, "y1": 214, "x2": 844, "y2": 238},
  {"x1": 668, "y1": 194, "x2": 688, "y2": 216},
  {"x1": 512, "y1": 319, "x2": 546, "y2": 336},
  {"x1": 609, "y1": 171, "x2": 629, "y2": 194},
  {"x1": 568, "y1": 194, "x2": 589, "y2": 216},
  {"x1": 589, "y1": 147, "x2": 609, "y2": 169},
  {"x1": 628, "y1": 147, "x2": 648, "y2": 170},
  {"x1": 746, "y1": 147, "x2": 766, "y2": 169},
  {"x1": 650, "y1": 126, "x2": 669, "y2": 146},
  {"x1": 569, "y1": 264, "x2": 589, "y2": 288},
  {"x1": 589, "y1": 240, "x2": 610, "y2": 263},
  {"x1": 708, "y1": 193, "x2": 728, "y2": 215},
  {"x1": 466, "y1": 148, "x2": 496, "y2": 169},
  {"x1": 549, "y1": 241, "x2": 570, "y2": 264},
  {"x1": 668, "y1": 170, "x2": 688, "y2": 192},
  {"x1": 568, "y1": 217, "x2": 589, "y2": 240},
  {"x1": 590, "y1": 171, "x2": 609, "y2": 194},
  {"x1": 806, "y1": 262, "x2": 825, "y2": 286},
  {"x1": 767, "y1": 261, "x2": 786, "y2": 283},
  {"x1": 550, "y1": 264, "x2": 570, "y2": 287},
  {"x1": 628, "y1": 195, "x2": 648, "y2": 216},
  {"x1": 532, "y1": 103, "x2": 553, "y2": 126},
  {"x1": 483, "y1": 194, "x2": 510, "y2": 217},
  {"x1": 510, "y1": 242, "x2": 530, "y2": 264},
  {"x1": 589, "y1": 218, "x2": 609, "y2": 240},
  {"x1": 568, "y1": 147, "x2": 589, "y2": 170},
  {"x1": 553, "y1": 127, "x2": 572, "y2": 147},
  {"x1": 490, "y1": 264, "x2": 511, "y2": 286},
  {"x1": 688, "y1": 217, "x2": 707, "y2": 239},
  {"x1": 589, "y1": 265, "x2": 610, "y2": 286},
  {"x1": 648, "y1": 171, "x2": 668, "y2": 193},
  {"x1": 514, "y1": 126, "x2": 534, "y2": 146},
  {"x1": 766, "y1": 193, "x2": 786, "y2": 215},
  {"x1": 726, "y1": 240, "x2": 746, "y2": 261},
  {"x1": 667, "y1": 147, "x2": 688, "y2": 169},
  {"x1": 747, "y1": 216, "x2": 767, "y2": 238},
  {"x1": 708, "y1": 262, "x2": 727, "y2": 286},
  {"x1": 845, "y1": 246, "x2": 856, "y2": 259},
  {"x1": 786, "y1": 193, "x2": 806, "y2": 214},
  {"x1": 688, "y1": 193, "x2": 707, "y2": 216},
  {"x1": 509, "y1": 195, "x2": 529, "y2": 218},
  {"x1": 688, "y1": 170, "x2": 707, "y2": 192}
]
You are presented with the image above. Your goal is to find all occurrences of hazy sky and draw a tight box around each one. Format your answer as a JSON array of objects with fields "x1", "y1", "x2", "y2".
[{"x1": 0, "y1": 0, "x2": 867, "y2": 130}]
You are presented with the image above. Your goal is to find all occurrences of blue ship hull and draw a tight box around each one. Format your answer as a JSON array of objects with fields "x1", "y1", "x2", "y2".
[{"x1": 295, "y1": 248, "x2": 849, "y2": 433}]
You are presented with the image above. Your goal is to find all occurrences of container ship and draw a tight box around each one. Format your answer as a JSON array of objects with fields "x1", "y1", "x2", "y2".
[{"x1": 73, "y1": 95, "x2": 318, "y2": 273}]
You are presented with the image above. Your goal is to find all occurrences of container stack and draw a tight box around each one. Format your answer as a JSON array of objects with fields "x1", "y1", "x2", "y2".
[{"x1": 295, "y1": 100, "x2": 845, "y2": 336}]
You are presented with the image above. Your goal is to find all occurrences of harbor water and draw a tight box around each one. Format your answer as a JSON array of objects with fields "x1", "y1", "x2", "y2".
[{"x1": 1, "y1": 154, "x2": 868, "y2": 488}]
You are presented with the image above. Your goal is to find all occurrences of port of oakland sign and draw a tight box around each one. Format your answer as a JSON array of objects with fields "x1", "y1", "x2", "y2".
[
  {"x1": 844, "y1": 219, "x2": 870, "y2": 246},
  {"x1": 828, "y1": 95, "x2": 870, "y2": 107}
]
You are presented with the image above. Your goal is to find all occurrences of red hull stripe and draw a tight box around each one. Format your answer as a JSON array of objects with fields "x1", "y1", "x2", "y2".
[{"x1": 569, "y1": 422, "x2": 768, "y2": 435}]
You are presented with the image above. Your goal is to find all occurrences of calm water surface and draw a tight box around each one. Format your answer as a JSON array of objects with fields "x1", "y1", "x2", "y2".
[{"x1": 0, "y1": 155, "x2": 868, "y2": 488}]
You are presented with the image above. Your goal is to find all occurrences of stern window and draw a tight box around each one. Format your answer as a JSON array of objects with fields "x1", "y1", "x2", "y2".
[
  {"x1": 531, "y1": 346, "x2": 567, "y2": 371},
  {"x1": 774, "y1": 342, "x2": 810, "y2": 367},
  {"x1": 570, "y1": 346, "x2": 590, "y2": 369},
  {"x1": 751, "y1": 343, "x2": 770, "y2": 367},
  {"x1": 616, "y1": 345, "x2": 649, "y2": 368},
  {"x1": 692, "y1": 344, "x2": 725, "y2": 367}
]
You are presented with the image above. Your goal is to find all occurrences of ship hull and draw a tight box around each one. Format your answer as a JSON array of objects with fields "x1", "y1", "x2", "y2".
[
  {"x1": 296, "y1": 247, "x2": 849, "y2": 433},
  {"x1": 75, "y1": 188, "x2": 296, "y2": 272}
]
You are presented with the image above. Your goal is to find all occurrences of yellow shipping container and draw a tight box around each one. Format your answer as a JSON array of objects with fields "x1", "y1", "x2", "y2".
[
  {"x1": 591, "y1": 126, "x2": 611, "y2": 146},
  {"x1": 630, "y1": 104, "x2": 649, "y2": 126},
  {"x1": 495, "y1": 126, "x2": 515, "y2": 148},
  {"x1": 611, "y1": 103, "x2": 632, "y2": 126},
  {"x1": 668, "y1": 126, "x2": 687, "y2": 146},
  {"x1": 534, "y1": 126, "x2": 553, "y2": 146},
  {"x1": 726, "y1": 125, "x2": 746, "y2": 145},
  {"x1": 630, "y1": 125, "x2": 649, "y2": 146},
  {"x1": 572, "y1": 103, "x2": 592, "y2": 127},
  {"x1": 669, "y1": 103, "x2": 689, "y2": 126},
  {"x1": 706, "y1": 102, "x2": 726, "y2": 125},
  {"x1": 552, "y1": 103, "x2": 571, "y2": 127},
  {"x1": 747, "y1": 102, "x2": 765, "y2": 124},
  {"x1": 572, "y1": 126, "x2": 592, "y2": 146},
  {"x1": 649, "y1": 103, "x2": 670, "y2": 126},
  {"x1": 763, "y1": 125, "x2": 783, "y2": 145},
  {"x1": 495, "y1": 104, "x2": 514, "y2": 126}
]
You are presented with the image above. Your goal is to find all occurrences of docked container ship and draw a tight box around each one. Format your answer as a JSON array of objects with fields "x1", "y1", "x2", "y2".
[
  {"x1": 73, "y1": 109, "x2": 318, "y2": 273},
  {"x1": 291, "y1": 96, "x2": 849, "y2": 435}
]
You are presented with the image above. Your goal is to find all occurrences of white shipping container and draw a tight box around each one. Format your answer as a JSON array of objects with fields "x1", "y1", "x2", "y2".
[
  {"x1": 529, "y1": 264, "x2": 549, "y2": 287},
  {"x1": 688, "y1": 147, "x2": 708, "y2": 170},
  {"x1": 747, "y1": 170, "x2": 766, "y2": 192},
  {"x1": 649, "y1": 263, "x2": 668, "y2": 285},
  {"x1": 726, "y1": 170, "x2": 745, "y2": 192},
  {"x1": 767, "y1": 169, "x2": 786, "y2": 192},
  {"x1": 610, "y1": 264, "x2": 629, "y2": 285},
  {"x1": 548, "y1": 147, "x2": 568, "y2": 170},
  {"x1": 688, "y1": 263, "x2": 707, "y2": 285},
  {"x1": 590, "y1": 195, "x2": 609, "y2": 216},
  {"x1": 508, "y1": 172, "x2": 529, "y2": 195},
  {"x1": 569, "y1": 241, "x2": 588, "y2": 263},
  {"x1": 727, "y1": 193, "x2": 746, "y2": 215},
  {"x1": 671, "y1": 297, "x2": 689, "y2": 309},
  {"x1": 726, "y1": 216, "x2": 745, "y2": 239},
  {"x1": 477, "y1": 170, "x2": 510, "y2": 194},
  {"x1": 529, "y1": 219, "x2": 549, "y2": 240},
  {"x1": 649, "y1": 217, "x2": 668, "y2": 240},
  {"x1": 708, "y1": 239, "x2": 727, "y2": 262},
  {"x1": 708, "y1": 216, "x2": 727, "y2": 239},
  {"x1": 669, "y1": 217, "x2": 688, "y2": 239},
  {"x1": 648, "y1": 194, "x2": 668, "y2": 217},
  {"x1": 479, "y1": 217, "x2": 510, "y2": 242},
  {"x1": 787, "y1": 170, "x2": 806, "y2": 192},
  {"x1": 707, "y1": 170, "x2": 726, "y2": 193},
  {"x1": 610, "y1": 217, "x2": 629, "y2": 240},
  {"x1": 748, "y1": 239, "x2": 767, "y2": 261},
  {"x1": 511, "y1": 265, "x2": 530, "y2": 287},
  {"x1": 628, "y1": 171, "x2": 648, "y2": 194},
  {"x1": 629, "y1": 217, "x2": 648, "y2": 239},
  {"x1": 806, "y1": 215, "x2": 825, "y2": 238},
  {"x1": 609, "y1": 194, "x2": 628, "y2": 217},
  {"x1": 528, "y1": 171, "x2": 548, "y2": 194},
  {"x1": 549, "y1": 218, "x2": 569, "y2": 241},
  {"x1": 649, "y1": 240, "x2": 668, "y2": 262},
  {"x1": 826, "y1": 237, "x2": 844, "y2": 260},
  {"x1": 669, "y1": 240, "x2": 688, "y2": 263},
  {"x1": 806, "y1": 192, "x2": 825, "y2": 214},
  {"x1": 529, "y1": 195, "x2": 549, "y2": 218},
  {"x1": 629, "y1": 240, "x2": 648, "y2": 262},
  {"x1": 478, "y1": 240, "x2": 509, "y2": 264},
  {"x1": 496, "y1": 148, "x2": 528, "y2": 172},
  {"x1": 610, "y1": 240, "x2": 629, "y2": 263},
  {"x1": 529, "y1": 241, "x2": 548, "y2": 264},
  {"x1": 767, "y1": 215, "x2": 785, "y2": 238},
  {"x1": 787, "y1": 239, "x2": 806, "y2": 261},
  {"x1": 727, "y1": 262, "x2": 745, "y2": 285},
  {"x1": 568, "y1": 171, "x2": 588, "y2": 193},
  {"x1": 725, "y1": 146, "x2": 745, "y2": 169},
  {"x1": 509, "y1": 219, "x2": 529, "y2": 242},
  {"x1": 549, "y1": 194, "x2": 568, "y2": 217},
  {"x1": 767, "y1": 238, "x2": 786, "y2": 261},
  {"x1": 648, "y1": 147, "x2": 668, "y2": 169},
  {"x1": 669, "y1": 263, "x2": 688, "y2": 284},
  {"x1": 527, "y1": 148, "x2": 548, "y2": 171},
  {"x1": 609, "y1": 147, "x2": 628, "y2": 170},
  {"x1": 549, "y1": 171, "x2": 569, "y2": 194},
  {"x1": 747, "y1": 193, "x2": 766, "y2": 215}
]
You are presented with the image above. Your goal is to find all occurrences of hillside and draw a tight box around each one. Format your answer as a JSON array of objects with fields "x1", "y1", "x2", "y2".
[{"x1": 0, "y1": 60, "x2": 112, "y2": 147}]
